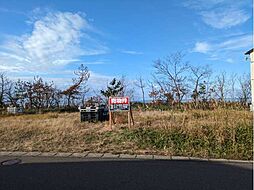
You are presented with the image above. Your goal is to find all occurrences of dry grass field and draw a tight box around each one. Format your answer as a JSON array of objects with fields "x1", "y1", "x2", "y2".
[{"x1": 0, "y1": 109, "x2": 253, "y2": 160}]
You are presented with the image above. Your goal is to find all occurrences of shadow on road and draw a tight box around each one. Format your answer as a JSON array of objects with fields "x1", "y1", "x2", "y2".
[{"x1": 0, "y1": 159, "x2": 253, "y2": 190}]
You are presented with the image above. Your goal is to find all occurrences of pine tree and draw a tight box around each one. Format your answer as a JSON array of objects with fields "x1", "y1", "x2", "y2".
[{"x1": 101, "y1": 78, "x2": 124, "y2": 98}]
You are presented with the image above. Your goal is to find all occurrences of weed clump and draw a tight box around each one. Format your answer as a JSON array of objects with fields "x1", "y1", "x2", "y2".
[{"x1": 119, "y1": 123, "x2": 253, "y2": 160}]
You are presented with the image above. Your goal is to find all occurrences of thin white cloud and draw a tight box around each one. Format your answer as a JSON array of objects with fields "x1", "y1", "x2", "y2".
[
  {"x1": 85, "y1": 60, "x2": 108, "y2": 65},
  {"x1": 0, "y1": 10, "x2": 108, "y2": 72},
  {"x1": 226, "y1": 58, "x2": 234, "y2": 63},
  {"x1": 0, "y1": 7, "x2": 26, "y2": 15},
  {"x1": 121, "y1": 50, "x2": 143, "y2": 55},
  {"x1": 206, "y1": 54, "x2": 219, "y2": 61},
  {"x1": 183, "y1": 0, "x2": 225, "y2": 10},
  {"x1": 183, "y1": 0, "x2": 250, "y2": 29},
  {"x1": 193, "y1": 42, "x2": 211, "y2": 53},
  {"x1": 193, "y1": 34, "x2": 252, "y2": 54},
  {"x1": 192, "y1": 34, "x2": 252, "y2": 62},
  {"x1": 88, "y1": 71, "x2": 112, "y2": 86},
  {"x1": 51, "y1": 59, "x2": 107, "y2": 66},
  {"x1": 217, "y1": 34, "x2": 252, "y2": 50},
  {"x1": 200, "y1": 8, "x2": 250, "y2": 29},
  {"x1": 0, "y1": 65, "x2": 23, "y2": 72}
]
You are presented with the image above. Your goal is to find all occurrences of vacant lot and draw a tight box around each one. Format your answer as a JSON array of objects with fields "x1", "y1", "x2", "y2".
[{"x1": 0, "y1": 109, "x2": 253, "y2": 160}]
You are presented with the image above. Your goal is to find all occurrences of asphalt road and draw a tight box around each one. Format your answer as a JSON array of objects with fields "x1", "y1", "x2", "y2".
[{"x1": 0, "y1": 156, "x2": 253, "y2": 190}]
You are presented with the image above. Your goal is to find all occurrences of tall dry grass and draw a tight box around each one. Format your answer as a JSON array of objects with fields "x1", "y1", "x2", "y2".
[{"x1": 0, "y1": 109, "x2": 252, "y2": 159}]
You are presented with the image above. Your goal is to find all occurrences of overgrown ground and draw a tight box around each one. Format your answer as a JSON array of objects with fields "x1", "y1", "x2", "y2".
[{"x1": 0, "y1": 109, "x2": 253, "y2": 160}]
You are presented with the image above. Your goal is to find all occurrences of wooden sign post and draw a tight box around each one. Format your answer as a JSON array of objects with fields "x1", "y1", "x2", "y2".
[{"x1": 108, "y1": 96, "x2": 134, "y2": 129}]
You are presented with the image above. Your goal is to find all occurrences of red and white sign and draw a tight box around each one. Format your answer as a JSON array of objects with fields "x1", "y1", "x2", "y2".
[
  {"x1": 109, "y1": 97, "x2": 130, "y2": 112},
  {"x1": 109, "y1": 97, "x2": 129, "y2": 105}
]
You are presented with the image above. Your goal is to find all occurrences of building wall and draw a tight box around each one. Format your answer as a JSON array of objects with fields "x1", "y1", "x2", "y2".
[
  {"x1": 250, "y1": 51, "x2": 254, "y2": 111},
  {"x1": 250, "y1": 51, "x2": 254, "y2": 63}
]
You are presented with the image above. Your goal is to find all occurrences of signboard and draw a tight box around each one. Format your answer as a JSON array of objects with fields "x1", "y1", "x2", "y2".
[
  {"x1": 108, "y1": 96, "x2": 133, "y2": 129},
  {"x1": 108, "y1": 97, "x2": 130, "y2": 112}
]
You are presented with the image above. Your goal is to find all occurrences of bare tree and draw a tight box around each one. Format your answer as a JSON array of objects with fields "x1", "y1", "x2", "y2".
[
  {"x1": 190, "y1": 65, "x2": 212, "y2": 106},
  {"x1": 0, "y1": 73, "x2": 10, "y2": 107},
  {"x1": 31, "y1": 77, "x2": 49, "y2": 109},
  {"x1": 119, "y1": 75, "x2": 128, "y2": 97},
  {"x1": 62, "y1": 64, "x2": 90, "y2": 107},
  {"x1": 134, "y1": 76, "x2": 146, "y2": 105},
  {"x1": 229, "y1": 73, "x2": 237, "y2": 101},
  {"x1": 5, "y1": 80, "x2": 20, "y2": 107},
  {"x1": 215, "y1": 72, "x2": 226, "y2": 102},
  {"x1": 147, "y1": 80, "x2": 159, "y2": 104},
  {"x1": 52, "y1": 88, "x2": 62, "y2": 108},
  {"x1": 74, "y1": 64, "x2": 90, "y2": 105},
  {"x1": 153, "y1": 52, "x2": 189, "y2": 105},
  {"x1": 119, "y1": 76, "x2": 136, "y2": 100},
  {"x1": 150, "y1": 75, "x2": 174, "y2": 105},
  {"x1": 12, "y1": 77, "x2": 57, "y2": 109},
  {"x1": 0, "y1": 73, "x2": 5, "y2": 107},
  {"x1": 12, "y1": 80, "x2": 27, "y2": 108},
  {"x1": 238, "y1": 73, "x2": 251, "y2": 105}
]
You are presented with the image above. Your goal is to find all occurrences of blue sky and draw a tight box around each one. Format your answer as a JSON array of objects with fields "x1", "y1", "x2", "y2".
[{"x1": 0, "y1": 0, "x2": 253, "y2": 91}]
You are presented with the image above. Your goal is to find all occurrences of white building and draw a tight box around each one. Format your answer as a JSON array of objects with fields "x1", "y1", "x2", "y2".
[{"x1": 245, "y1": 48, "x2": 254, "y2": 111}]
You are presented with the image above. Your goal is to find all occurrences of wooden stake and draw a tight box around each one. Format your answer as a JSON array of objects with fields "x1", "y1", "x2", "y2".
[
  {"x1": 128, "y1": 111, "x2": 131, "y2": 129},
  {"x1": 109, "y1": 111, "x2": 112, "y2": 129},
  {"x1": 130, "y1": 106, "x2": 134, "y2": 126}
]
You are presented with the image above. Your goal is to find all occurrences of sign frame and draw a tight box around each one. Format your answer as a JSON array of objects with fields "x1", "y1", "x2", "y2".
[{"x1": 108, "y1": 96, "x2": 134, "y2": 129}]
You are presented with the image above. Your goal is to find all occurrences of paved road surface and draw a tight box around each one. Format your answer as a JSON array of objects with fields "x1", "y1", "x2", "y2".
[{"x1": 0, "y1": 156, "x2": 253, "y2": 190}]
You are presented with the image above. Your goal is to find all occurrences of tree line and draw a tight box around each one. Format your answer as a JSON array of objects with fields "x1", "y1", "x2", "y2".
[
  {"x1": 0, "y1": 64, "x2": 90, "y2": 110},
  {"x1": 140, "y1": 52, "x2": 251, "y2": 109},
  {"x1": 0, "y1": 52, "x2": 251, "y2": 111}
]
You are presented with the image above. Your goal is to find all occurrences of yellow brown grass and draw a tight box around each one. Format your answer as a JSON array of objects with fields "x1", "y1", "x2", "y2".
[{"x1": 0, "y1": 109, "x2": 252, "y2": 159}]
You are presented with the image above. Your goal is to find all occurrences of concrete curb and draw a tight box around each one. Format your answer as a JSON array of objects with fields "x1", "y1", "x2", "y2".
[{"x1": 0, "y1": 151, "x2": 252, "y2": 164}]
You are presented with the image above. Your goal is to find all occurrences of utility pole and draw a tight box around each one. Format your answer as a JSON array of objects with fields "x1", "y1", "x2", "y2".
[{"x1": 245, "y1": 48, "x2": 254, "y2": 111}]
